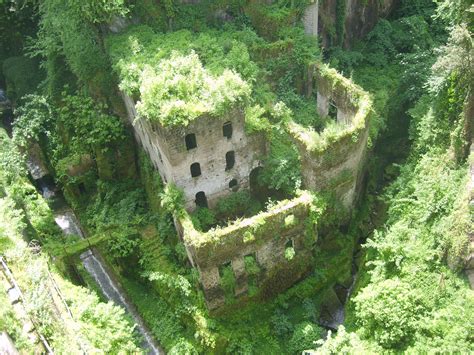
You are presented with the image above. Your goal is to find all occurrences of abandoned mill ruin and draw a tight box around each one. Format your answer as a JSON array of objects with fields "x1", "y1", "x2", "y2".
[{"x1": 116, "y1": 31, "x2": 371, "y2": 308}]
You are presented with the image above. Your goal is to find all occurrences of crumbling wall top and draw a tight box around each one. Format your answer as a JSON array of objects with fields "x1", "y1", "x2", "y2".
[
  {"x1": 288, "y1": 63, "x2": 372, "y2": 155},
  {"x1": 178, "y1": 191, "x2": 324, "y2": 265}
]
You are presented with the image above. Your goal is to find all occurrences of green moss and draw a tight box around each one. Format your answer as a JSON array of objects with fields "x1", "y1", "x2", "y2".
[{"x1": 181, "y1": 191, "x2": 318, "y2": 250}]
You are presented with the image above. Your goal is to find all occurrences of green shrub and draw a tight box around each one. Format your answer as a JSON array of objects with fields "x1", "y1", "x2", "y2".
[
  {"x1": 169, "y1": 339, "x2": 198, "y2": 355},
  {"x1": 220, "y1": 264, "x2": 236, "y2": 302},
  {"x1": 214, "y1": 190, "x2": 262, "y2": 222},
  {"x1": 270, "y1": 310, "x2": 294, "y2": 338},
  {"x1": 313, "y1": 326, "x2": 381, "y2": 354},
  {"x1": 288, "y1": 321, "x2": 323, "y2": 354},
  {"x1": 191, "y1": 207, "x2": 216, "y2": 232},
  {"x1": 13, "y1": 94, "x2": 53, "y2": 148},
  {"x1": 136, "y1": 51, "x2": 250, "y2": 126},
  {"x1": 354, "y1": 278, "x2": 427, "y2": 348}
]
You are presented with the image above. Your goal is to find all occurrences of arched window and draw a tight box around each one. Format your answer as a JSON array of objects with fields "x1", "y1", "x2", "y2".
[
  {"x1": 190, "y1": 162, "x2": 201, "y2": 177},
  {"x1": 195, "y1": 191, "x2": 208, "y2": 208},
  {"x1": 229, "y1": 179, "x2": 238, "y2": 191},
  {"x1": 223, "y1": 121, "x2": 233, "y2": 139},
  {"x1": 225, "y1": 151, "x2": 235, "y2": 171},
  {"x1": 185, "y1": 133, "x2": 197, "y2": 150}
]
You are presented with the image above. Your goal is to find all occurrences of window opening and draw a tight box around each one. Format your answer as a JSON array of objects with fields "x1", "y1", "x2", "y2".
[
  {"x1": 219, "y1": 261, "x2": 236, "y2": 299},
  {"x1": 244, "y1": 253, "x2": 260, "y2": 296},
  {"x1": 225, "y1": 151, "x2": 235, "y2": 171},
  {"x1": 185, "y1": 133, "x2": 197, "y2": 150},
  {"x1": 223, "y1": 122, "x2": 233, "y2": 139},
  {"x1": 195, "y1": 191, "x2": 208, "y2": 208},
  {"x1": 328, "y1": 100, "x2": 337, "y2": 120},
  {"x1": 190, "y1": 162, "x2": 201, "y2": 177},
  {"x1": 78, "y1": 183, "x2": 86, "y2": 195},
  {"x1": 229, "y1": 178, "x2": 238, "y2": 191},
  {"x1": 285, "y1": 238, "x2": 295, "y2": 261}
]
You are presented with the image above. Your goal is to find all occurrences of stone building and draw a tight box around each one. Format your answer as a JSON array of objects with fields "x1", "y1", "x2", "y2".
[
  {"x1": 177, "y1": 191, "x2": 319, "y2": 309},
  {"x1": 122, "y1": 93, "x2": 266, "y2": 211},
  {"x1": 113, "y1": 14, "x2": 372, "y2": 309},
  {"x1": 289, "y1": 64, "x2": 372, "y2": 210},
  {"x1": 121, "y1": 62, "x2": 371, "y2": 309}
]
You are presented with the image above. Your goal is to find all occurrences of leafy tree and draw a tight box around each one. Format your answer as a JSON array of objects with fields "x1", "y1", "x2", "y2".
[
  {"x1": 354, "y1": 278, "x2": 427, "y2": 348},
  {"x1": 429, "y1": 24, "x2": 473, "y2": 94},
  {"x1": 288, "y1": 321, "x2": 323, "y2": 354},
  {"x1": 13, "y1": 94, "x2": 53, "y2": 147},
  {"x1": 169, "y1": 339, "x2": 198, "y2": 355},
  {"x1": 312, "y1": 326, "x2": 381, "y2": 354}
]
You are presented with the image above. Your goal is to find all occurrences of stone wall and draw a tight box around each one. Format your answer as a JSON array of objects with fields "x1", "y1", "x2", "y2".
[
  {"x1": 122, "y1": 93, "x2": 266, "y2": 210},
  {"x1": 177, "y1": 192, "x2": 319, "y2": 309},
  {"x1": 289, "y1": 64, "x2": 371, "y2": 210}
]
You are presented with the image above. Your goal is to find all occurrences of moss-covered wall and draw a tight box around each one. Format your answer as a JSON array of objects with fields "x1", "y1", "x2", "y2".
[
  {"x1": 289, "y1": 64, "x2": 371, "y2": 210},
  {"x1": 177, "y1": 191, "x2": 322, "y2": 309}
]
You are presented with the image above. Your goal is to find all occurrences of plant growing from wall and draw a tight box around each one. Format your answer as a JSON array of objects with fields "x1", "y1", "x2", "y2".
[
  {"x1": 136, "y1": 51, "x2": 250, "y2": 126},
  {"x1": 220, "y1": 263, "x2": 236, "y2": 303},
  {"x1": 244, "y1": 254, "x2": 260, "y2": 296},
  {"x1": 285, "y1": 245, "x2": 296, "y2": 261},
  {"x1": 160, "y1": 183, "x2": 185, "y2": 215}
]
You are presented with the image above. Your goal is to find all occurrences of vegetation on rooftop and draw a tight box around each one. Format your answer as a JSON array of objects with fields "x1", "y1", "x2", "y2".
[{"x1": 0, "y1": 0, "x2": 472, "y2": 353}]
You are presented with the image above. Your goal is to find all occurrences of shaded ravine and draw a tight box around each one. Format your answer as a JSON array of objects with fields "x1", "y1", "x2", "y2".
[{"x1": 29, "y1": 157, "x2": 163, "y2": 354}]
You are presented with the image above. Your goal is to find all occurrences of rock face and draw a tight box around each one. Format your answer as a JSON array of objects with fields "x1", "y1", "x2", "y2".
[{"x1": 307, "y1": 0, "x2": 398, "y2": 48}]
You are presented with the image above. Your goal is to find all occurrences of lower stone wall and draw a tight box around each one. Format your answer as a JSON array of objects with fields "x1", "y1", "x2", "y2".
[{"x1": 176, "y1": 192, "x2": 322, "y2": 309}]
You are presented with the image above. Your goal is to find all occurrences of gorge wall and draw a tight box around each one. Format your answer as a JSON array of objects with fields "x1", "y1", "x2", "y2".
[{"x1": 305, "y1": 0, "x2": 398, "y2": 48}]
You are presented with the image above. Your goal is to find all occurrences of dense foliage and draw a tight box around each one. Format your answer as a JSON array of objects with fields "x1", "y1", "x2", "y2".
[
  {"x1": 313, "y1": 0, "x2": 474, "y2": 353},
  {"x1": 0, "y1": 128, "x2": 141, "y2": 353},
  {"x1": 1, "y1": 0, "x2": 472, "y2": 354}
]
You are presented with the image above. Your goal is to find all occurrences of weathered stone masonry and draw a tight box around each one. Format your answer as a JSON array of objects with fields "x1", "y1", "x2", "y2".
[
  {"x1": 177, "y1": 192, "x2": 319, "y2": 309},
  {"x1": 289, "y1": 64, "x2": 372, "y2": 210},
  {"x1": 122, "y1": 93, "x2": 266, "y2": 211},
  {"x1": 123, "y1": 63, "x2": 370, "y2": 310}
]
